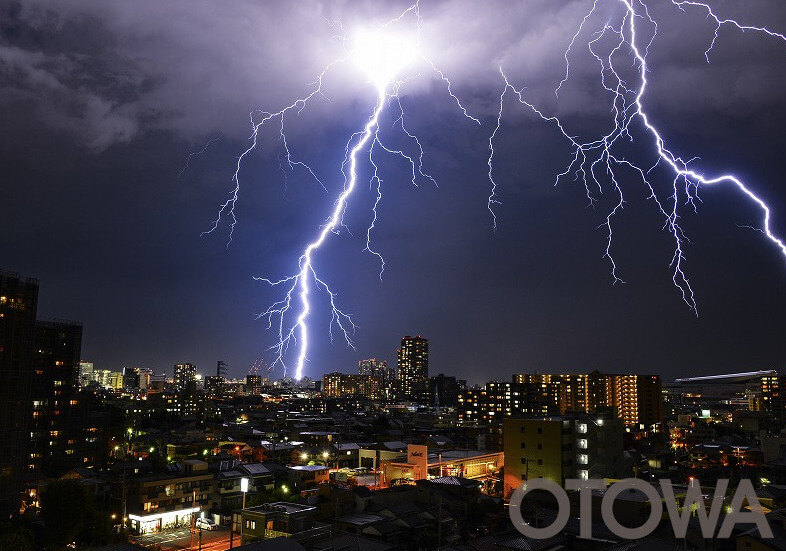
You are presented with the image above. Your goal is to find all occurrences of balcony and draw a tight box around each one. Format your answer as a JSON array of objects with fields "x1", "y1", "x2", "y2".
[{"x1": 262, "y1": 522, "x2": 331, "y2": 542}]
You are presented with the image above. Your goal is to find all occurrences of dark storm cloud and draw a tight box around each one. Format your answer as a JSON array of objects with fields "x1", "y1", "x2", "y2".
[
  {"x1": 1, "y1": 0, "x2": 785, "y2": 382},
  {"x1": 3, "y1": 0, "x2": 782, "y2": 145}
]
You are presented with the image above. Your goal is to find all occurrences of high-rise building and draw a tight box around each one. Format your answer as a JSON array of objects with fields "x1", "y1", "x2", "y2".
[
  {"x1": 123, "y1": 367, "x2": 141, "y2": 391},
  {"x1": 0, "y1": 271, "x2": 38, "y2": 516},
  {"x1": 136, "y1": 368, "x2": 154, "y2": 390},
  {"x1": 321, "y1": 372, "x2": 383, "y2": 401},
  {"x1": 204, "y1": 375, "x2": 224, "y2": 398},
  {"x1": 359, "y1": 358, "x2": 398, "y2": 402},
  {"x1": 759, "y1": 374, "x2": 786, "y2": 422},
  {"x1": 29, "y1": 319, "x2": 84, "y2": 475},
  {"x1": 458, "y1": 380, "x2": 561, "y2": 424},
  {"x1": 78, "y1": 361, "x2": 95, "y2": 387},
  {"x1": 173, "y1": 363, "x2": 197, "y2": 394},
  {"x1": 358, "y1": 358, "x2": 389, "y2": 378},
  {"x1": 206, "y1": 360, "x2": 228, "y2": 398},
  {"x1": 397, "y1": 335, "x2": 429, "y2": 403},
  {"x1": 147, "y1": 373, "x2": 167, "y2": 393},
  {"x1": 246, "y1": 375, "x2": 262, "y2": 395},
  {"x1": 508, "y1": 371, "x2": 663, "y2": 429},
  {"x1": 107, "y1": 371, "x2": 124, "y2": 390}
]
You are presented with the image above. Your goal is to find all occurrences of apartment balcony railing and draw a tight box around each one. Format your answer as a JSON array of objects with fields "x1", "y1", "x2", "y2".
[{"x1": 263, "y1": 522, "x2": 331, "y2": 542}]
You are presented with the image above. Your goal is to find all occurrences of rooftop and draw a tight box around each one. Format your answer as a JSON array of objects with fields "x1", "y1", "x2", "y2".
[
  {"x1": 289, "y1": 465, "x2": 329, "y2": 472},
  {"x1": 246, "y1": 502, "x2": 316, "y2": 515}
]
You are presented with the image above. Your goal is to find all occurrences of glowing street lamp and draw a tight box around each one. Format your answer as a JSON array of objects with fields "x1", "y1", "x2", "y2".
[{"x1": 240, "y1": 477, "x2": 249, "y2": 543}]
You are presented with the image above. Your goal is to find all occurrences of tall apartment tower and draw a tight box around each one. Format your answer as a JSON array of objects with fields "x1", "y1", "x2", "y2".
[
  {"x1": 173, "y1": 363, "x2": 197, "y2": 394},
  {"x1": 510, "y1": 371, "x2": 664, "y2": 429},
  {"x1": 0, "y1": 271, "x2": 38, "y2": 517},
  {"x1": 397, "y1": 335, "x2": 429, "y2": 403},
  {"x1": 30, "y1": 319, "x2": 83, "y2": 475}
]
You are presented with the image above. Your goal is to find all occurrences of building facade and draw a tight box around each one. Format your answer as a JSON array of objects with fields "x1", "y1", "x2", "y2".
[
  {"x1": 0, "y1": 271, "x2": 38, "y2": 516},
  {"x1": 358, "y1": 358, "x2": 392, "y2": 379},
  {"x1": 397, "y1": 335, "x2": 428, "y2": 403},
  {"x1": 173, "y1": 363, "x2": 197, "y2": 394},
  {"x1": 429, "y1": 373, "x2": 461, "y2": 408},
  {"x1": 499, "y1": 371, "x2": 664, "y2": 429},
  {"x1": 246, "y1": 375, "x2": 262, "y2": 395},
  {"x1": 502, "y1": 411, "x2": 625, "y2": 496},
  {"x1": 122, "y1": 460, "x2": 211, "y2": 534},
  {"x1": 29, "y1": 319, "x2": 85, "y2": 475},
  {"x1": 321, "y1": 372, "x2": 383, "y2": 401}
]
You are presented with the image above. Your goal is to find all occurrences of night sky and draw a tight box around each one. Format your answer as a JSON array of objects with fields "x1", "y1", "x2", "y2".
[{"x1": 1, "y1": 0, "x2": 785, "y2": 384}]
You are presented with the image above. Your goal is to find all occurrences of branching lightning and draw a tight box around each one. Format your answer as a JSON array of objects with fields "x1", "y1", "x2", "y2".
[
  {"x1": 490, "y1": 0, "x2": 786, "y2": 313},
  {"x1": 208, "y1": 0, "x2": 786, "y2": 379},
  {"x1": 207, "y1": 2, "x2": 477, "y2": 379}
]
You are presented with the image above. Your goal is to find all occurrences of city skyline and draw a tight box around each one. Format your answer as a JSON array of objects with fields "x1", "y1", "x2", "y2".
[{"x1": 2, "y1": 1, "x2": 785, "y2": 383}]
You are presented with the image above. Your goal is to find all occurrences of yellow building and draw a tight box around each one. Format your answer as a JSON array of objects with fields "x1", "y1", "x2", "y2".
[{"x1": 503, "y1": 412, "x2": 624, "y2": 496}]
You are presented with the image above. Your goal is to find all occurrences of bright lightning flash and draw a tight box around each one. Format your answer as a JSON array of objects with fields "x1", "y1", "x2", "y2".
[
  {"x1": 209, "y1": 0, "x2": 786, "y2": 380},
  {"x1": 207, "y1": 3, "x2": 477, "y2": 380},
  {"x1": 353, "y1": 29, "x2": 418, "y2": 92}
]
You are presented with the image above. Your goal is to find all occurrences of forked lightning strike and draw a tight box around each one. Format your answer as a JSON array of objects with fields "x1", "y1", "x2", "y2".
[
  {"x1": 207, "y1": 2, "x2": 477, "y2": 379},
  {"x1": 208, "y1": 0, "x2": 786, "y2": 379},
  {"x1": 491, "y1": 0, "x2": 786, "y2": 313}
]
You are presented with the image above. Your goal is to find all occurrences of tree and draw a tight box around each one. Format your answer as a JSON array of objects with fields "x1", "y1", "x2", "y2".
[
  {"x1": 40, "y1": 479, "x2": 119, "y2": 550},
  {"x1": 41, "y1": 480, "x2": 88, "y2": 549}
]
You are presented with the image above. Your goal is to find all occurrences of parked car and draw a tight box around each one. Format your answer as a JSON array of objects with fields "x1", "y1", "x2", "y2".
[{"x1": 196, "y1": 518, "x2": 217, "y2": 531}]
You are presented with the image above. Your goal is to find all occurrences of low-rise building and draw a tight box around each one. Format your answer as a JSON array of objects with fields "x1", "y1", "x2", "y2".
[
  {"x1": 287, "y1": 465, "x2": 330, "y2": 491},
  {"x1": 379, "y1": 444, "x2": 503, "y2": 487},
  {"x1": 120, "y1": 460, "x2": 211, "y2": 534},
  {"x1": 239, "y1": 502, "x2": 330, "y2": 544}
]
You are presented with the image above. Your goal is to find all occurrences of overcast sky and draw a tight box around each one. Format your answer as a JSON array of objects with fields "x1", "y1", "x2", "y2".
[{"x1": 2, "y1": 0, "x2": 785, "y2": 384}]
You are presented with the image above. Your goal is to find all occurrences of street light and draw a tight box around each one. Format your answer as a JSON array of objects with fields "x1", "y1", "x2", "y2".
[{"x1": 240, "y1": 477, "x2": 249, "y2": 544}]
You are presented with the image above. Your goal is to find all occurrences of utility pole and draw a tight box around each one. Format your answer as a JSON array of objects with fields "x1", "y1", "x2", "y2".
[
  {"x1": 190, "y1": 489, "x2": 196, "y2": 550},
  {"x1": 121, "y1": 469, "x2": 127, "y2": 534},
  {"x1": 521, "y1": 457, "x2": 533, "y2": 481}
]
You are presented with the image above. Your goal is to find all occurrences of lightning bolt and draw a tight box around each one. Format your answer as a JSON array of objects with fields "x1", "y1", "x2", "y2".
[
  {"x1": 490, "y1": 0, "x2": 786, "y2": 313},
  {"x1": 208, "y1": 0, "x2": 786, "y2": 379},
  {"x1": 178, "y1": 134, "x2": 222, "y2": 178},
  {"x1": 206, "y1": 2, "x2": 477, "y2": 379}
]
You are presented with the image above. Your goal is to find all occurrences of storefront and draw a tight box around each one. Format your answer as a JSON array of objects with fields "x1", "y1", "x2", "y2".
[
  {"x1": 380, "y1": 445, "x2": 503, "y2": 487},
  {"x1": 128, "y1": 506, "x2": 201, "y2": 534}
]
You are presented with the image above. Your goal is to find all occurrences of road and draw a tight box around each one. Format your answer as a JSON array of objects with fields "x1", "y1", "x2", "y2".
[{"x1": 136, "y1": 525, "x2": 236, "y2": 551}]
